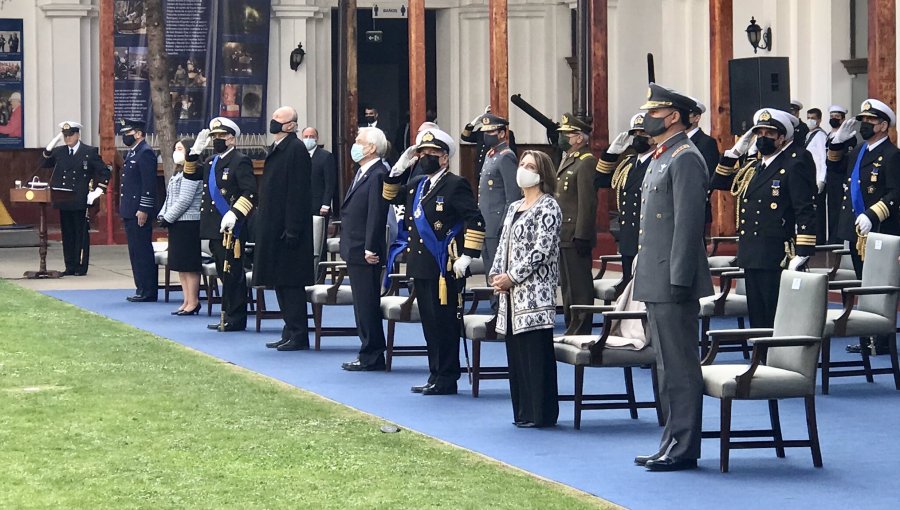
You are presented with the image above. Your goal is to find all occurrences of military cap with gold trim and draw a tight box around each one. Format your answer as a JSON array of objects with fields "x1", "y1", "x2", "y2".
[
  {"x1": 640, "y1": 83, "x2": 696, "y2": 112},
  {"x1": 209, "y1": 116, "x2": 241, "y2": 137},
  {"x1": 416, "y1": 128, "x2": 457, "y2": 158},
  {"x1": 58, "y1": 121, "x2": 82, "y2": 135},
  {"x1": 556, "y1": 112, "x2": 592, "y2": 134},
  {"x1": 628, "y1": 113, "x2": 646, "y2": 134},
  {"x1": 856, "y1": 98, "x2": 896, "y2": 127},
  {"x1": 687, "y1": 96, "x2": 707, "y2": 115},
  {"x1": 118, "y1": 118, "x2": 145, "y2": 134},
  {"x1": 828, "y1": 104, "x2": 848, "y2": 115},
  {"x1": 750, "y1": 108, "x2": 793, "y2": 139},
  {"x1": 475, "y1": 113, "x2": 509, "y2": 132}
]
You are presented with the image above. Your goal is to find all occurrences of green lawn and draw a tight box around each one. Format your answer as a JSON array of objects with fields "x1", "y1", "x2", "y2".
[{"x1": 0, "y1": 281, "x2": 615, "y2": 509}]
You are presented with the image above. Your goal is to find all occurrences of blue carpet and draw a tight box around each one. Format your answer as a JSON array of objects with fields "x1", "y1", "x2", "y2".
[{"x1": 44, "y1": 288, "x2": 900, "y2": 509}]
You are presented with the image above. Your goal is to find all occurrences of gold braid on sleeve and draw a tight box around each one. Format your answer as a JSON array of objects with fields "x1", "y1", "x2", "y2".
[
  {"x1": 730, "y1": 161, "x2": 757, "y2": 230},
  {"x1": 610, "y1": 160, "x2": 633, "y2": 211}
]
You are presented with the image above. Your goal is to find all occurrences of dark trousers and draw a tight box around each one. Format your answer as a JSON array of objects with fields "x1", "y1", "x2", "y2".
[
  {"x1": 348, "y1": 263, "x2": 386, "y2": 365},
  {"x1": 621, "y1": 254, "x2": 635, "y2": 284},
  {"x1": 123, "y1": 217, "x2": 156, "y2": 298},
  {"x1": 210, "y1": 239, "x2": 248, "y2": 327},
  {"x1": 276, "y1": 285, "x2": 308, "y2": 346},
  {"x1": 560, "y1": 247, "x2": 594, "y2": 334},
  {"x1": 744, "y1": 268, "x2": 782, "y2": 328},
  {"x1": 646, "y1": 301, "x2": 703, "y2": 460},
  {"x1": 814, "y1": 191, "x2": 827, "y2": 245},
  {"x1": 414, "y1": 277, "x2": 461, "y2": 387},
  {"x1": 825, "y1": 178, "x2": 844, "y2": 242},
  {"x1": 506, "y1": 326, "x2": 559, "y2": 426},
  {"x1": 59, "y1": 208, "x2": 89, "y2": 273}
]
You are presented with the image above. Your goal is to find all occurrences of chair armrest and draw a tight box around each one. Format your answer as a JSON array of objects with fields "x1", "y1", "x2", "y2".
[
  {"x1": 832, "y1": 248, "x2": 850, "y2": 255},
  {"x1": 748, "y1": 335, "x2": 822, "y2": 347},
  {"x1": 710, "y1": 266, "x2": 741, "y2": 276},
  {"x1": 843, "y1": 285, "x2": 900, "y2": 296},
  {"x1": 383, "y1": 273, "x2": 412, "y2": 296},
  {"x1": 709, "y1": 236, "x2": 738, "y2": 256},
  {"x1": 465, "y1": 286, "x2": 495, "y2": 313},
  {"x1": 715, "y1": 269, "x2": 745, "y2": 298},
  {"x1": 599, "y1": 310, "x2": 648, "y2": 320},
  {"x1": 318, "y1": 261, "x2": 347, "y2": 268},
  {"x1": 330, "y1": 220, "x2": 342, "y2": 226},
  {"x1": 721, "y1": 270, "x2": 746, "y2": 279},
  {"x1": 594, "y1": 254, "x2": 622, "y2": 279},
  {"x1": 814, "y1": 244, "x2": 844, "y2": 252},
  {"x1": 707, "y1": 327, "x2": 774, "y2": 340},
  {"x1": 829, "y1": 280, "x2": 862, "y2": 290},
  {"x1": 570, "y1": 304, "x2": 615, "y2": 314},
  {"x1": 730, "y1": 335, "x2": 824, "y2": 397}
]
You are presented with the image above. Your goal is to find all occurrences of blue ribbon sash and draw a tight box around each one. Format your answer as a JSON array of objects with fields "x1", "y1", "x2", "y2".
[
  {"x1": 850, "y1": 143, "x2": 868, "y2": 217},
  {"x1": 207, "y1": 156, "x2": 242, "y2": 236},
  {"x1": 411, "y1": 177, "x2": 462, "y2": 277}
]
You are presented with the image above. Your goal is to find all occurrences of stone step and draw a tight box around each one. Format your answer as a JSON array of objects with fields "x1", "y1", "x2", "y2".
[{"x1": 0, "y1": 226, "x2": 39, "y2": 248}]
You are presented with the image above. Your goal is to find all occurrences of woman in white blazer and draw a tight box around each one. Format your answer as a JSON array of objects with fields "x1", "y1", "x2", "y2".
[{"x1": 489, "y1": 150, "x2": 562, "y2": 428}]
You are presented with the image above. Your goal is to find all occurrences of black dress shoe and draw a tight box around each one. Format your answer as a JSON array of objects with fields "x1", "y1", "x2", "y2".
[
  {"x1": 846, "y1": 343, "x2": 890, "y2": 355},
  {"x1": 644, "y1": 457, "x2": 698, "y2": 472},
  {"x1": 266, "y1": 338, "x2": 289, "y2": 349},
  {"x1": 128, "y1": 295, "x2": 157, "y2": 303},
  {"x1": 175, "y1": 304, "x2": 201, "y2": 316},
  {"x1": 62, "y1": 269, "x2": 77, "y2": 276},
  {"x1": 422, "y1": 384, "x2": 457, "y2": 396},
  {"x1": 73, "y1": 271, "x2": 87, "y2": 276},
  {"x1": 342, "y1": 359, "x2": 386, "y2": 371},
  {"x1": 207, "y1": 322, "x2": 246, "y2": 332},
  {"x1": 411, "y1": 383, "x2": 433, "y2": 393},
  {"x1": 634, "y1": 453, "x2": 663, "y2": 466},
  {"x1": 277, "y1": 339, "x2": 310, "y2": 351}
]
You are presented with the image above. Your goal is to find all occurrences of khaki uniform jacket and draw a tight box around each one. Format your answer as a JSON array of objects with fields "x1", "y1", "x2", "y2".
[{"x1": 556, "y1": 149, "x2": 598, "y2": 247}]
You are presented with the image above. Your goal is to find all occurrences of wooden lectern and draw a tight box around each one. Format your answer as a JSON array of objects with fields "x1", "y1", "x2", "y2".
[{"x1": 9, "y1": 187, "x2": 62, "y2": 279}]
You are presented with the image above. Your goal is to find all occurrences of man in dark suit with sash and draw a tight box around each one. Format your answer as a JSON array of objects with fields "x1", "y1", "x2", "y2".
[
  {"x1": 183, "y1": 117, "x2": 257, "y2": 332},
  {"x1": 383, "y1": 128, "x2": 485, "y2": 395}
]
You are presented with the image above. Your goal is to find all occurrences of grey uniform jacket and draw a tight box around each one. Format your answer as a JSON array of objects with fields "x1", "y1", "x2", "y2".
[
  {"x1": 478, "y1": 143, "x2": 520, "y2": 238},
  {"x1": 633, "y1": 131, "x2": 714, "y2": 303}
]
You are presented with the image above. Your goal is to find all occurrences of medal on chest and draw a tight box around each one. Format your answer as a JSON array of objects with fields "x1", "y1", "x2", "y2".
[
  {"x1": 222, "y1": 167, "x2": 229, "y2": 181},
  {"x1": 435, "y1": 196, "x2": 444, "y2": 212},
  {"x1": 771, "y1": 180, "x2": 780, "y2": 197},
  {"x1": 870, "y1": 165, "x2": 879, "y2": 183}
]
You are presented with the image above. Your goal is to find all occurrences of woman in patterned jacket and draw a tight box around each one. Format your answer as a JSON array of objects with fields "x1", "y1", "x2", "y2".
[{"x1": 489, "y1": 150, "x2": 562, "y2": 428}]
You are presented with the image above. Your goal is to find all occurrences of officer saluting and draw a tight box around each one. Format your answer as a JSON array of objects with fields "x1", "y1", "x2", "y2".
[
  {"x1": 183, "y1": 117, "x2": 257, "y2": 332},
  {"x1": 712, "y1": 108, "x2": 817, "y2": 328},
  {"x1": 41, "y1": 121, "x2": 110, "y2": 276},
  {"x1": 383, "y1": 128, "x2": 486, "y2": 396},
  {"x1": 596, "y1": 113, "x2": 656, "y2": 282}
]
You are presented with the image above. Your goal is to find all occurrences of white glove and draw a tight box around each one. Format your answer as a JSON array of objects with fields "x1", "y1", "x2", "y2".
[
  {"x1": 607, "y1": 131, "x2": 632, "y2": 155},
  {"x1": 855, "y1": 214, "x2": 873, "y2": 235},
  {"x1": 484, "y1": 104, "x2": 491, "y2": 114},
  {"x1": 86, "y1": 188, "x2": 103, "y2": 205},
  {"x1": 452, "y1": 254, "x2": 472, "y2": 279},
  {"x1": 45, "y1": 133, "x2": 63, "y2": 153},
  {"x1": 816, "y1": 181, "x2": 826, "y2": 194},
  {"x1": 390, "y1": 145, "x2": 418, "y2": 177},
  {"x1": 788, "y1": 256, "x2": 809, "y2": 271},
  {"x1": 220, "y1": 210, "x2": 237, "y2": 233},
  {"x1": 190, "y1": 129, "x2": 211, "y2": 155},
  {"x1": 833, "y1": 119, "x2": 859, "y2": 144},
  {"x1": 724, "y1": 129, "x2": 755, "y2": 159}
]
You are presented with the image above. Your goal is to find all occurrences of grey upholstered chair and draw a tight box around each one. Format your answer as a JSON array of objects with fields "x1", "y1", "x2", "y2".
[
  {"x1": 707, "y1": 236, "x2": 738, "y2": 269},
  {"x1": 461, "y1": 287, "x2": 507, "y2": 397},
  {"x1": 809, "y1": 244, "x2": 857, "y2": 282},
  {"x1": 380, "y1": 274, "x2": 425, "y2": 371},
  {"x1": 200, "y1": 239, "x2": 221, "y2": 316},
  {"x1": 153, "y1": 243, "x2": 181, "y2": 303},
  {"x1": 699, "y1": 269, "x2": 750, "y2": 358},
  {"x1": 702, "y1": 270, "x2": 828, "y2": 472},
  {"x1": 820, "y1": 233, "x2": 900, "y2": 394},
  {"x1": 592, "y1": 254, "x2": 627, "y2": 305}
]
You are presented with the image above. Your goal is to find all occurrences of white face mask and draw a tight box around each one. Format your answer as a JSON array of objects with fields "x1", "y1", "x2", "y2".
[
  {"x1": 806, "y1": 119, "x2": 818, "y2": 129},
  {"x1": 302, "y1": 138, "x2": 317, "y2": 151},
  {"x1": 516, "y1": 167, "x2": 541, "y2": 189},
  {"x1": 173, "y1": 150, "x2": 185, "y2": 165}
]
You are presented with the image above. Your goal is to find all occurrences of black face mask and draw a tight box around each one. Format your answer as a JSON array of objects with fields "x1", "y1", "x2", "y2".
[
  {"x1": 269, "y1": 119, "x2": 285, "y2": 134},
  {"x1": 631, "y1": 135, "x2": 651, "y2": 154},
  {"x1": 829, "y1": 118, "x2": 842, "y2": 129},
  {"x1": 755, "y1": 136, "x2": 778, "y2": 156},
  {"x1": 122, "y1": 134, "x2": 136, "y2": 147},
  {"x1": 482, "y1": 133, "x2": 500, "y2": 147},
  {"x1": 213, "y1": 138, "x2": 228, "y2": 154},
  {"x1": 642, "y1": 113, "x2": 669, "y2": 137},
  {"x1": 365, "y1": 115, "x2": 376, "y2": 124},
  {"x1": 859, "y1": 122, "x2": 877, "y2": 140},
  {"x1": 418, "y1": 154, "x2": 442, "y2": 174}
]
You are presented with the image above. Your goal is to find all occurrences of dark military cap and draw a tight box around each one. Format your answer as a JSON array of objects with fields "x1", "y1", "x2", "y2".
[
  {"x1": 476, "y1": 113, "x2": 509, "y2": 131},
  {"x1": 640, "y1": 83, "x2": 696, "y2": 112},
  {"x1": 557, "y1": 112, "x2": 592, "y2": 134},
  {"x1": 118, "y1": 118, "x2": 146, "y2": 134}
]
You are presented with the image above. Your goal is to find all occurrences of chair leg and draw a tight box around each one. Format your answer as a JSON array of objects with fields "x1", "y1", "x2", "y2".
[
  {"x1": 890, "y1": 331, "x2": 900, "y2": 390},
  {"x1": 737, "y1": 317, "x2": 746, "y2": 329},
  {"x1": 206, "y1": 277, "x2": 215, "y2": 317},
  {"x1": 821, "y1": 336, "x2": 832, "y2": 395},
  {"x1": 313, "y1": 303, "x2": 323, "y2": 351},
  {"x1": 805, "y1": 395, "x2": 823, "y2": 468},
  {"x1": 623, "y1": 367, "x2": 638, "y2": 419},
  {"x1": 651, "y1": 364, "x2": 664, "y2": 426},
  {"x1": 255, "y1": 288, "x2": 266, "y2": 333},
  {"x1": 574, "y1": 365, "x2": 584, "y2": 430},
  {"x1": 700, "y1": 316, "x2": 710, "y2": 357},
  {"x1": 164, "y1": 266, "x2": 171, "y2": 303},
  {"x1": 471, "y1": 338, "x2": 481, "y2": 398},
  {"x1": 385, "y1": 320, "x2": 395, "y2": 372},
  {"x1": 861, "y1": 337, "x2": 875, "y2": 383},
  {"x1": 768, "y1": 399, "x2": 785, "y2": 458},
  {"x1": 720, "y1": 398, "x2": 733, "y2": 473}
]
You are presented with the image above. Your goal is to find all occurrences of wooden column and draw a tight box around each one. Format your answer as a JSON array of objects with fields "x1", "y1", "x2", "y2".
[
  {"x1": 590, "y1": 0, "x2": 614, "y2": 255},
  {"x1": 709, "y1": 0, "x2": 735, "y2": 238},
  {"x1": 98, "y1": 0, "x2": 116, "y2": 244},
  {"x1": 489, "y1": 0, "x2": 509, "y2": 120},
  {"x1": 337, "y1": 0, "x2": 358, "y2": 196},
  {"x1": 408, "y1": 0, "x2": 426, "y2": 144},
  {"x1": 868, "y1": 0, "x2": 896, "y2": 119}
]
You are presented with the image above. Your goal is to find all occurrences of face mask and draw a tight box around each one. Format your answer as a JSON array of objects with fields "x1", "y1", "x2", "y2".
[
  {"x1": 302, "y1": 138, "x2": 317, "y2": 151},
  {"x1": 755, "y1": 136, "x2": 778, "y2": 156},
  {"x1": 642, "y1": 113, "x2": 669, "y2": 137},
  {"x1": 269, "y1": 119, "x2": 285, "y2": 134},
  {"x1": 365, "y1": 115, "x2": 376, "y2": 124},
  {"x1": 859, "y1": 122, "x2": 877, "y2": 140},
  {"x1": 482, "y1": 133, "x2": 500, "y2": 147},
  {"x1": 806, "y1": 119, "x2": 818, "y2": 129},
  {"x1": 350, "y1": 143, "x2": 367, "y2": 163},
  {"x1": 557, "y1": 135, "x2": 572, "y2": 151},
  {"x1": 122, "y1": 134, "x2": 136, "y2": 147},
  {"x1": 516, "y1": 167, "x2": 541, "y2": 189},
  {"x1": 829, "y1": 118, "x2": 842, "y2": 129},
  {"x1": 631, "y1": 135, "x2": 651, "y2": 154},
  {"x1": 418, "y1": 154, "x2": 442, "y2": 174},
  {"x1": 173, "y1": 151, "x2": 185, "y2": 165},
  {"x1": 213, "y1": 138, "x2": 227, "y2": 154}
]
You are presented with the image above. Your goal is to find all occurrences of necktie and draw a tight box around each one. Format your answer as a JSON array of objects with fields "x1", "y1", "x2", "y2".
[
  {"x1": 69, "y1": 148, "x2": 74, "y2": 156},
  {"x1": 351, "y1": 168, "x2": 363, "y2": 190}
]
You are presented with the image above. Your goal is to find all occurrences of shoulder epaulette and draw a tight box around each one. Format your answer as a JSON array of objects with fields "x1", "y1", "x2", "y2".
[
  {"x1": 579, "y1": 152, "x2": 595, "y2": 161},
  {"x1": 671, "y1": 144, "x2": 692, "y2": 158}
]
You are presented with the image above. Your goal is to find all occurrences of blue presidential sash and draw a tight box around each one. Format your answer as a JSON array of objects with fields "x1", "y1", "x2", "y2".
[
  {"x1": 850, "y1": 143, "x2": 868, "y2": 217},
  {"x1": 411, "y1": 177, "x2": 462, "y2": 278},
  {"x1": 384, "y1": 215, "x2": 408, "y2": 289},
  {"x1": 207, "y1": 156, "x2": 243, "y2": 236}
]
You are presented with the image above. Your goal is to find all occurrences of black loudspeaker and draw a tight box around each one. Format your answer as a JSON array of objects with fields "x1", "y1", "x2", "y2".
[{"x1": 729, "y1": 57, "x2": 791, "y2": 135}]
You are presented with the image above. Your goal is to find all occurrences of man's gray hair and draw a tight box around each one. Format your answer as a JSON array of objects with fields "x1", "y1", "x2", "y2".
[{"x1": 359, "y1": 127, "x2": 388, "y2": 156}]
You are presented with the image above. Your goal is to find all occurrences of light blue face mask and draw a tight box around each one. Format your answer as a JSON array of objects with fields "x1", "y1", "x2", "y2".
[
  {"x1": 350, "y1": 143, "x2": 366, "y2": 163},
  {"x1": 302, "y1": 138, "x2": 317, "y2": 151}
]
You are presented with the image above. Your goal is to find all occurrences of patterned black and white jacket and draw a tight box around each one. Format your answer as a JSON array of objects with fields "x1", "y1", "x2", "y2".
[{"x1": 489, "y1": 193, "x2": 561, "y2": 336}]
